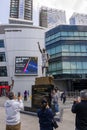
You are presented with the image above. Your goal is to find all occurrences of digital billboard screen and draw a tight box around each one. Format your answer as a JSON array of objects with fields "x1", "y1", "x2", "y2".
[{"x1": 15, "y1": 57, "x2": 38, "y2": 75}]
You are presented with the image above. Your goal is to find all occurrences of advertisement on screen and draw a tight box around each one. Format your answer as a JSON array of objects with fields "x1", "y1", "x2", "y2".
[{"x1": 15, "y1": 57, "x2": 38, "y2": 75}]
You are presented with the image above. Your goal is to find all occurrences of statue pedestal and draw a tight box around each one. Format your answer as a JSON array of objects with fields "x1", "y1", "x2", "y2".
[
  {"x1": 24, "y1": 76, "x2": 54, "y2": 112},
  {"x1": 35, "y1": 76, "x2": 54, "y2": 85},
  {"x1": 32, "y1": 76, "x2": 54, "y2": 111}
]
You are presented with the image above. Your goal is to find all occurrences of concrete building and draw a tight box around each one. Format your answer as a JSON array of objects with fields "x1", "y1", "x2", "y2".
[
  {"x1": 69, "y1": 13, "x2": 87, "y2": 25},
  {"x1": 9, "y1": 0, "x2": 33, "y2": 25},
  {"x1": 45, "y1": 25, "x2": 87, "y2": 91},
  {"x1": 0, "y1": 24, "x2": 45, "y2": 106},
  {"x1": 39, "y1": 6, "x2": 66, "y2": 28}
]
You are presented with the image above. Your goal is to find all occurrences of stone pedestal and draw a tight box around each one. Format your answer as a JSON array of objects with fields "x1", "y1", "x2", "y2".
[
  {"x1": 24, "y1": 76, "x2": 54, "y2": 112},
  {"x1": 35, "y1": 76, "x2": 54, "y2": 85}
]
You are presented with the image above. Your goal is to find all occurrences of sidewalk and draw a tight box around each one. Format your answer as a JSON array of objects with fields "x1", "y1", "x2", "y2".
[{"x1": 0, "y1": 96, "x2": 75, "y2": 130}]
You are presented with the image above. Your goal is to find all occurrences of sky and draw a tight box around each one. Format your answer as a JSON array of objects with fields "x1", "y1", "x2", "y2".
[{"x1": 0, "y1": 0, "x2": 87, "y2": 25}]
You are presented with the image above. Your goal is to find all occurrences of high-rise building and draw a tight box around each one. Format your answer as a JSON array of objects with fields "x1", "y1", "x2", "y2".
[
  {"x1": 9, "y1": 0, "x2": 33, "y2": 25},
  {"x1": 69, "y1": 13, "x2": 87, "y2": 25},
  {"x1": 39, "y1": 6, "x2": 66, "y2": 28}
]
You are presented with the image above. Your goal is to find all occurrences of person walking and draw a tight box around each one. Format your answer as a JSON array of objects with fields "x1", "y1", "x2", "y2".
[
  {"x1": 71, "y1": 89, "x2": 87, "y2": 130},
  {"x1": 51, "y1": 88, "x2": 59, "y2": 115},
  {"x1": 24, "y1": 90, "x2": 28, "y2": 101},
  {"x1": 4, "y1": 91, "x2": 24, "y2": 130},
  {"x1": 37, "y1": 98, "x2": 54, "y2": 130},
  {"x1": 61, "y1": 91, "x2": 66, "y2": 104}
]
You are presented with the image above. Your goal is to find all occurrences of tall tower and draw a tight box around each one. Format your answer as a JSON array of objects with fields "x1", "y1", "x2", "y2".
[
  {"x1": 39, "y1": 6, "x2": 66, "y2": 28},
  {"x1": 9, "y1": 0, "x2": 33, "y2": 25},
  {"x1": 69, "y1": 13, "x2": 87, "y2": 25}
]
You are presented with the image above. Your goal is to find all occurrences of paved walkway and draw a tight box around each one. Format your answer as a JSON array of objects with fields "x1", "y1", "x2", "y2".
[{"x1": 0, "y1": 96, "x2": 75, "y2": 130}]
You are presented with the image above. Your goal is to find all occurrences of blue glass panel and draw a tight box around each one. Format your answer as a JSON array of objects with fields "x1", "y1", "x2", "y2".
[
  {"x1": 0, "y1": 40, "x2": 4, "y2": 48},
  {"x1": 81, "y1": 46, "x2": 86, "y2": 52},
  {"x1": 70, "y1": 45, "x2": 75, "y2": 52},
  {"x1": 62, "y1": 45, "x2": 69, "y2": 52},
  {"x1": 76, "y1": 62, "x2": 82, "y2": 69},
  {"x1": 75, "y1": 45, "x2": 81, "y2": 52},
  {"x1": 71, "y1": 62, "x2": 76, "y2": 69},
  {"x1": 82, "y1": 62, "x2": 87, "y2": 69},
  {"x1": 62, "y1": 62, "x2": 70, "y2": 69},
  {"x1": 56, "y1": 45, "x2": 61, "y2": 53}
]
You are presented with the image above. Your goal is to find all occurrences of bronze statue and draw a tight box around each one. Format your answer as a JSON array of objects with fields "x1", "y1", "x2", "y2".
[{"x1": 37, "y1": 42, "x2": 50, "y2": 75}]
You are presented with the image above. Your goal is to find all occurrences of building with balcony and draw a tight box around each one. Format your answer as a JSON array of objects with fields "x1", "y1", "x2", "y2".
[
  {"x1": 9, "y1": 0, "x2": 33, "y2": 25},
  {"x1": 45, "y1": 25, "x2": 87, "y2": 91}
]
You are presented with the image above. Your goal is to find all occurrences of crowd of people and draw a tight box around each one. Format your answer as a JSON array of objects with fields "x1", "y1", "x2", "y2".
[
  {"x1": 4, "y1": 88, "x2": 87, "y2": 130},
  {"x1": 3, "y1": 88, "x2": 64, "y2": 130}
]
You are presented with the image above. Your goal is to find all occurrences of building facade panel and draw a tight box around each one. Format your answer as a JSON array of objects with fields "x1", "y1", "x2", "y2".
[{"x1": 0, "y1": 24, "x2": 45, "y2": 107}]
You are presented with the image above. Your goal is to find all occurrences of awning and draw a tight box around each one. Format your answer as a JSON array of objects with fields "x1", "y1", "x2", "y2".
[{"x1": 0, "y1": 86, "x2": 10, "y2": 89}]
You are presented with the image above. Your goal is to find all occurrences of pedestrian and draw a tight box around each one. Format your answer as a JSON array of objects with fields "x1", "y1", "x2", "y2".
[
  {"x1": 4, "y1": 91, "x2": 24, "y2": 130},
  {"x1": 24, "y1": 90, "x2": 27, "y2": 101},
  {"x1": 37, "y1": 98, "x2": 54, "y2": 130},
  {"x1": 71, "y1": 89, "x2": 87, "y2": 130},
  {"x1": 61, "y1": 91, "x2": 66, "y2": 104},
  {"x1": 51, "y1": 88, "x2": 59, "y2": 115}
]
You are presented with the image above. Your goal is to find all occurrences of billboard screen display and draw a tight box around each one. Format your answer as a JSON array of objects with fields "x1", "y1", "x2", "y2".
[{"x1": 15, "y1": 57, "x2": 38, "y2": 75}]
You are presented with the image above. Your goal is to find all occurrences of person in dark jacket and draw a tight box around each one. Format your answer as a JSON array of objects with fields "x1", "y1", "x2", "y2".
[
  {"x1": 37, "y1": 98, "x2": 54, "y2": 130},
  {"x1": 61, "y1": 91, "x2": 66, "y2": 104},
  {"x1": 71, "y1": 89, "x2": 87, "y2": 130}
]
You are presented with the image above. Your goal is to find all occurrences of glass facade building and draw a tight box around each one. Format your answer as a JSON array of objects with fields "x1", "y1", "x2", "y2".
[{"x1": 45, "y1": 25, "x2": 87, "y2": 91}]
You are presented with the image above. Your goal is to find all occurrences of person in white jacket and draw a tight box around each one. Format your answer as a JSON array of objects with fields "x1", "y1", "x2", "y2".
[{"x1": 4, "y1": 91, "x2": 24, "y2": 130}]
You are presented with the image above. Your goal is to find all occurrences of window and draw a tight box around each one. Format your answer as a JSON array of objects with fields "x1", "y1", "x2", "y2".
[
  {"x1": 73, "y1": 32, "x2": 79, "y2": 36},
  {"x1": 0, "y1": 82, "x2": 8, "y2": 85},
  {"x1": 62, "y1": 45, "x2": 69, "y2": 52},
  {"x1": 56, "y1": 62, "x2": 62, "y2": 70},
  {"x1": 62, "y1": 52, "x2": 70, "y2": 56},
  {"x1": 0, "y1": 66, "x2": 7, "y2": 76},
  {"x1": 84, "y1": 32, "x2": 87, "y2": 36},
  {"x1": 63, "y1": 62, "x2": 70, "y2": 69},
  {"x1": 61, "y1": 32, "x2": 67, "y2": 36},
  {"x1": 50, "y1": 48, "x2": 56, "y2": 55},
  {"x1": 71, "y1": 62, "x2": 76, "y2": 69},
  {"x1": 79, "y1": 32, "x2": 84, "y2": 36},
  {"x1": 74, "y1": 45, "x2": 81, "y2": 52},
  {"x1": 56, "y1": 45, "x2": 61, "y2": 53},
  {"x1": 51, "y1": 63, "x2": 56, "y2": 71},
  {"x1": 70, "y1": 45, "x2": 74, "y2": 52},
  {"x1": 63, "y1": 69, "x2": 71, "y2": 74},
  {"x1": 82, "y1": 62, "x2": 87, "y2": 69},
  {"x1": 77, "y1": 62, "x2": 82, "y2": 69},
  {"x1": 81, "y1": 46, "x2": 86, "y2": 52},
  {"x1": 0, "y1": 52, "x2": 6, "y2": 61},
  {"x1": 71, "y1": 69, "x2": 77, "y2": 74},
  {"x1": 0, "y1": 40, "x2": 4, "y2": 48},
  {"x1": 68, "y1": 32, "x2": 74, "y2": 36}
]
